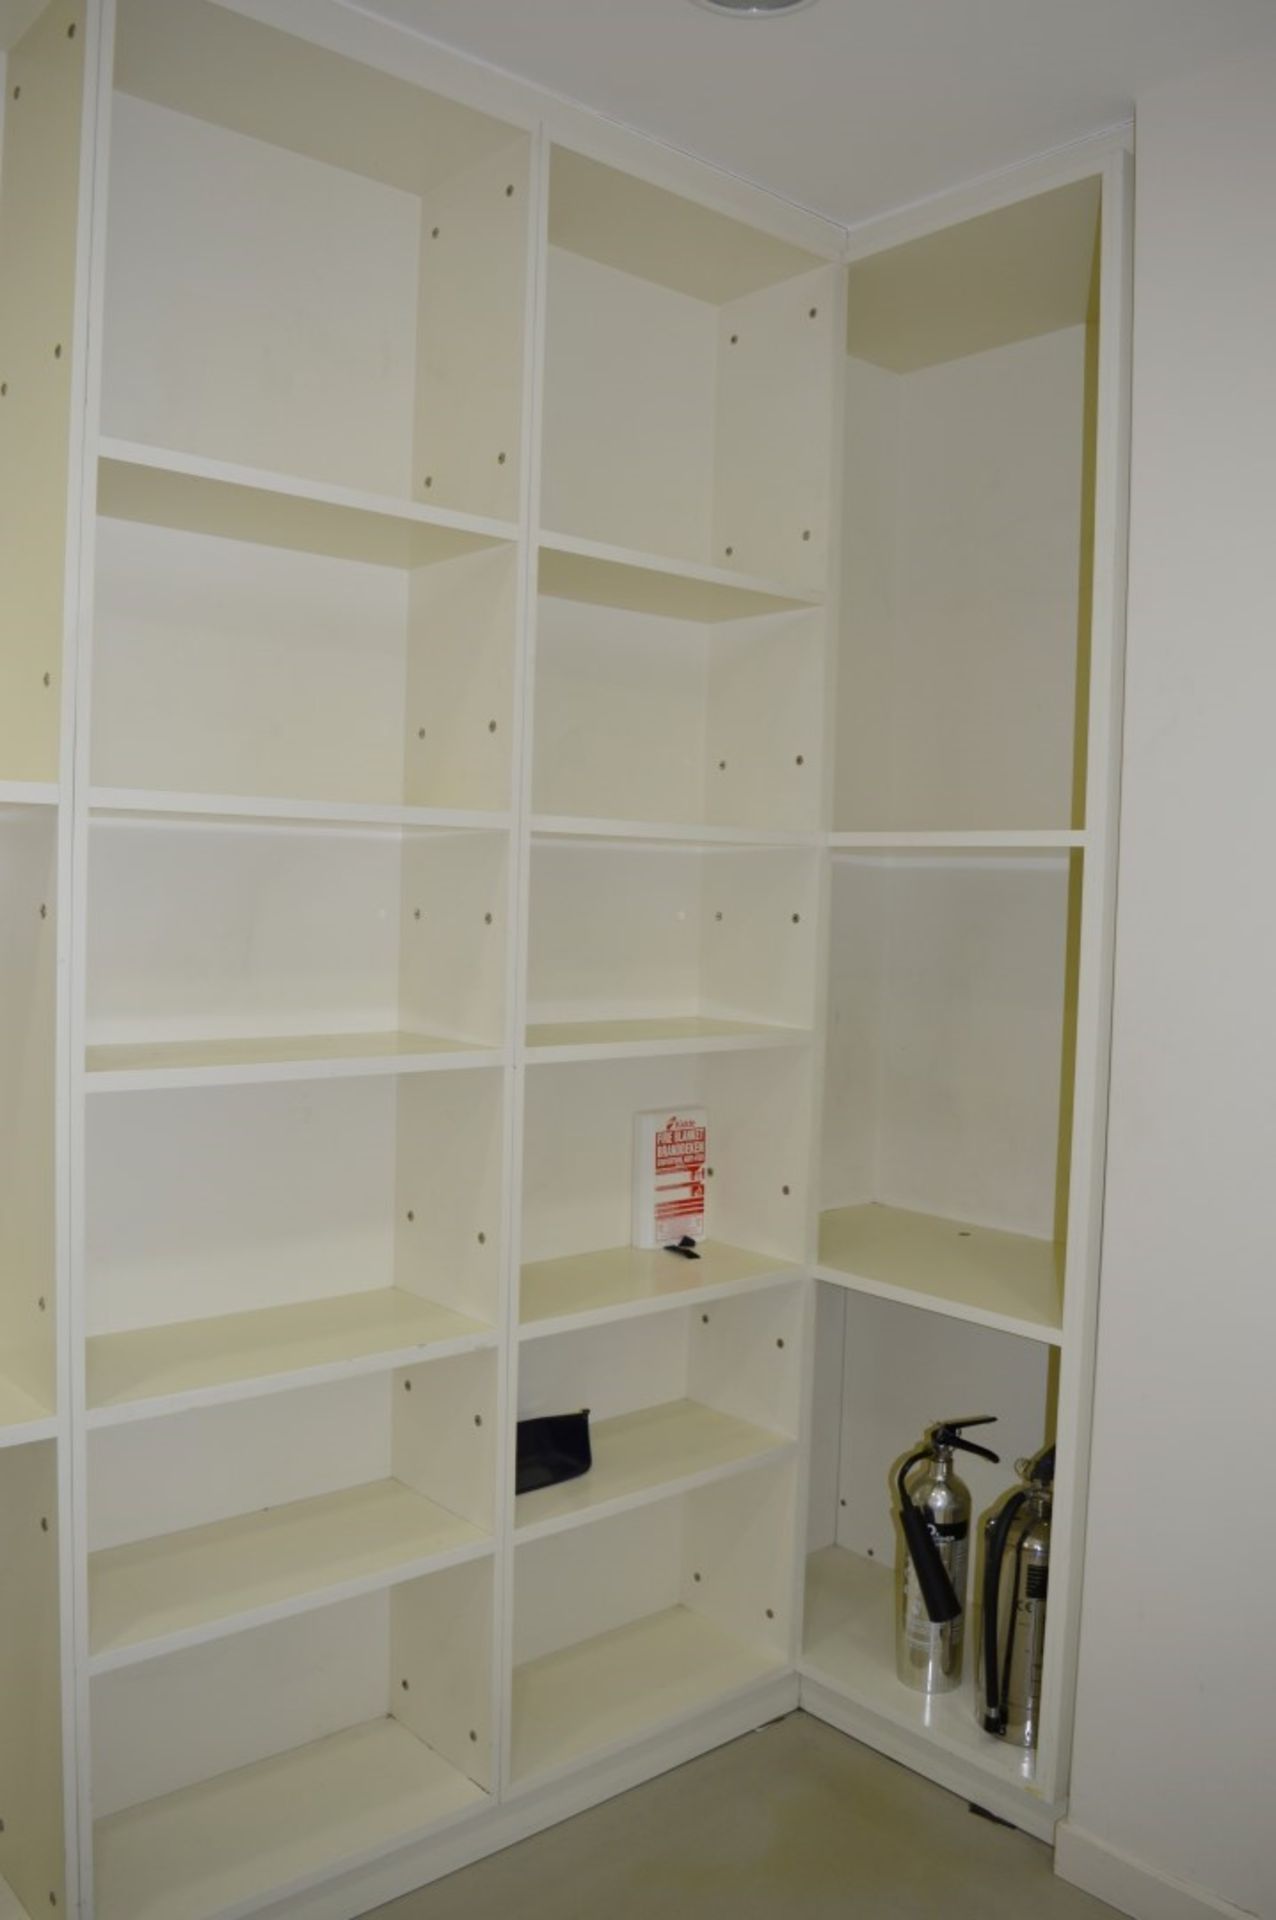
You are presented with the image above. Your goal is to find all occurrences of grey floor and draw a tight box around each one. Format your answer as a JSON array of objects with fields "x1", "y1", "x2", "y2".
[{"x1": 376, "y1": 1712, "x2": 1118, "y2": 1919}]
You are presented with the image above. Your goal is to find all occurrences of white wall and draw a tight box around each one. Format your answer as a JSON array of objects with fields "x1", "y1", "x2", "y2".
[{"x1": 1059, "y1": 42, "x2": 1276, "y2": 1920}]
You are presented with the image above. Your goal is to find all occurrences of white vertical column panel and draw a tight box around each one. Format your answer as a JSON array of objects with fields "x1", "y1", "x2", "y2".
[{"x1": 1063, "y1": 65, "x2": 1276, "y2": 1917}]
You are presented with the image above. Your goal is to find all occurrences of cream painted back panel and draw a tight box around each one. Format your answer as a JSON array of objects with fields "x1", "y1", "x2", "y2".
[
  {"x1": 837, "y1": 326, "x2": 1087, "y2": 832},
  {"x1": 101, "y1": 94, "x2": 422, "y2": 492},
  {"x1": 541, "y1": 246, "x2": 717, "y2": 562},
  {"x1": 823, "y1": 857, "x2": 1070, "y2": 1237},
  {"x1": 91, "y1": 517, "x2": 410, "y2": 804}
]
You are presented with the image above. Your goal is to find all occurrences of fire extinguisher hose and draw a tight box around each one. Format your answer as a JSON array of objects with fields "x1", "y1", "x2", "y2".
[
  {"x1": 981, "y1": 1486, "x2": 1031, "y2": 1733},
  {"x1": 896, "y1": 1450, "x2": 963, "y2": 1625}
]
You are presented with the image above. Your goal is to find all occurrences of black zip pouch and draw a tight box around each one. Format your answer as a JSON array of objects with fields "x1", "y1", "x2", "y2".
[{"x1": 516, "y1": 1410, "x2": 592, "y2": 1495}]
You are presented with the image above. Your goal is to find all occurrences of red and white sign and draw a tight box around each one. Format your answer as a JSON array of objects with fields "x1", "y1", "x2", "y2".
[{"x1": 632, "y1": 1108, "x2": 708, "y2": 1248}]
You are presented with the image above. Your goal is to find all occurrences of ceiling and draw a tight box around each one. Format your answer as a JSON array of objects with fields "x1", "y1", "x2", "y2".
[{"x1": 350, "y1": 0, "x2": 1276, "y2": 228}]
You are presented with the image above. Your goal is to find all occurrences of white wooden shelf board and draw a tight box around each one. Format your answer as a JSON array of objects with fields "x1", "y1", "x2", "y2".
[
  {"x1": 90, "y1": 1479, "x2": 490, "y2": 1672},
  {"x1": 515, "y1": 1400, "x2": 792, "y2": 1544},
  {"x1": 90, "y1": 790, "x2": 512, "y2": 834},
  {"x1": 539, "y1": 532, "x2": 820, "y2": 623},
  {"x1": 85, "y1": 1030, "x2": 504, "y2": 1093},
  {"x1": 520, "y1": 1241, "x2": 800, "y2": 1338},
  {"x1": 816, "y1": 1204, "x2": 1064, "y2": 1344},
  {"x1": 0, "y1": 1370, "x2": 56, "y2": 1448},
  {"x1": 801, "y1": 1547, "x2": 1037, "y2": 1793},
  {"x1": 86, "y1": 1288, "x2": 494, "y2": 1425},
  {"x1": 93, "y1": 1717, "x2": 487, "y2": 1920},
  {"x1": 531, "y1": 815, "x2": 815, "y2": 849},
  {"x1": 525, "y1": 1017, "x2": 810, "y2": 1064},
  {"x1": 0, "y1": 781, "x2": 59, "y2": 809},
  {"x1": 829, "y1": 831, "x2": 1084, "y2": 851},
  {"x1": 98, "y1": 441, "x2": 516, "y2": 570},
  {"x1": 511, "y1": 1606, "x2": 785, "y2": 1787}
]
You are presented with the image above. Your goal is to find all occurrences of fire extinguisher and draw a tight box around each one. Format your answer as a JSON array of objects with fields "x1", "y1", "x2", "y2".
[
  {"x1": 894, "y1": 1416, "x2": 999, "y2": 1693},
  {"x1": 977, "y1": 1444, "x2": 1055, "y2": 1747}
]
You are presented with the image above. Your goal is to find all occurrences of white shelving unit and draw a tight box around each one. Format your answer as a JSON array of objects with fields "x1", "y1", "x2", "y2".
[{"x1": 1, "y1": 0, "x2": 1129, "y2": 1910}]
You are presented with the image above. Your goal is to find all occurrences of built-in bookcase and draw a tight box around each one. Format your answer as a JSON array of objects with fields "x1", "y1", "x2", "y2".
[{"x1": 2, "y1": 0, "x2": 1128, "y2": 1908}]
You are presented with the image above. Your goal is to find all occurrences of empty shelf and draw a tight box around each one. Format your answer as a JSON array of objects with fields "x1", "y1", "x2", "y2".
[
  {"x1": 515, "y1": 1400, "x2": 791, "y2": 1542},
  {"x1": 816, "y1": 1204, "x2": 1063, "y2": 1343},
  {"x1": 99, "y1": 440, "x2": 515, "y2": 569},
  {"x1": 0, "y1": 780, "x2": 58, "y2": 809},
  {"x1": 525, "y1": 1016, "x2": 810, "y2": 1063},
  {"x1": 829, "y1": 830, "x2": 1084, "y2": 851},
  {"x1": 539, "y1": 531, "x2": 821, "y2": 623},
  {"x1": 531, "y1": 815, "x2": 814, "y2": 847},
  {"x1": 90, "y1": 789, "x2": 511, "y2": 833},
  {"x1": 90, "y1": 1479, "x2": 490, "y2": 1671},
  {"x1": 801, "y1": 1546, "x2": 1034, "y2": 1790},
  {"x1": 94, "y1": 1717, "x2": 486, "y2": 1920},
  {"x1": 0, "y1": 1371, "x2": 56, "y2": 1447},
  {"x1": 87, "y1": 1288, "x2": 493, "y2": 1423},
  {"x1": 512, "y1": 1606, "x2": 784, "y2": 1785},
  {"x1": 85, "y1": 1029, "x2": 503, "y2": 1092},
  {"x1": 520, "y1": 1241, "x2": 799, "y2": 1336}
]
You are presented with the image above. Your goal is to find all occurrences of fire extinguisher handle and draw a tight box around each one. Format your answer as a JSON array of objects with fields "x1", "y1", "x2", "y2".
[{"x1": 952, "y1": 1436, "x2": 1001, "y2": 1465}]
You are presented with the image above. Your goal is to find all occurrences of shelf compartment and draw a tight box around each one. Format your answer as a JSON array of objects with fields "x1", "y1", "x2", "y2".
[
  {"x1": 527, "y1": 840, "x2": 820, "y2": 1055},
  {"x1": 836, "y1": 195, "x2": 1098, "y2": 835},
  {"x1": 86, "y1": 1288, "x2": 493, "y2": 1422},
  {"x1": 84, "y1": 816, "x2": 509, "y2": 1084},
  {"x1": 525, "y1": 1016, "x2": 810, "y2": 1063},
  {"x1": 816, "y1": 1203, "x2": 1063, "y2": 1344},
  {"x1": 86, "y1": 1070, "x2": 504, "y2": 1417},
  {"x1": 543, "y1": 146, "x2": 836, "y2": 590},
  {"x1": 539, "y1": 532, "x2": 820, "y2": 622},
  {"x1": 90, "y1": 1478, "x2": 490, "y2": 1672},
  {"x1": 93, "y1": 1547, "x2": 494, "y2": 1920},
  {"x1": 512, "y1": 1605, "x2": 785, "y2": 1788},
  {"x1": 520, "y1": 1241, "x2": 799, "y2": 1337},
  {"x1": 98, "y1": 442, "x2": 514, "y2": 568},
  {"x1": 534, "y1": 578, "x2": 823, "y2": 836},
  {"x1": 512, "y1": 1466, "x2": 795, "y2": 1787},
  {"x1": 516, "y1": 1281, "x2": 802, "y2": 1544},
  {"x1": 95, "y1": 1717, "x2": 485, "y2": 1920},
  {"x1": 523, "y1": 1049, "x2": 813, "y2": 1279},
  {"x1": 821, "y1": 854, "x2": 1073, "y2": 1264},
  {"x1": 102, "y1": 0, "x2": 530, "y2": 520},
  {"x1": 516, "y1": 1399, "x2": 792, "y2": 1543},
  {"x1": 92, "y1": 502, "x2": 518, "y2": 820},
  {"x1": 802, "y1": 1546, "x2": 1036, "y2": 1791}
]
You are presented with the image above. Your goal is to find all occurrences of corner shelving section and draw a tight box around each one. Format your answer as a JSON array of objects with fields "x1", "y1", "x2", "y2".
[{"x1": 801, "y1": 156, "x2": 1132, "y2": 1837}]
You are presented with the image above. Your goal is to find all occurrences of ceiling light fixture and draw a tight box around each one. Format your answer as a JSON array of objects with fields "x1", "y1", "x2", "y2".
[{"x1": 689, "y1": 0, "x2": 819, "y2": 16}]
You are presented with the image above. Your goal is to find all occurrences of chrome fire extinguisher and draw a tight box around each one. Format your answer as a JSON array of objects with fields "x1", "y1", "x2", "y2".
[
  {"x1": 977, "y1": 1444, "x2": 1055, "y2": 1747},
  {"x1": 894, "y1": 1416, "x2": 999, "y2": 1693}
]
